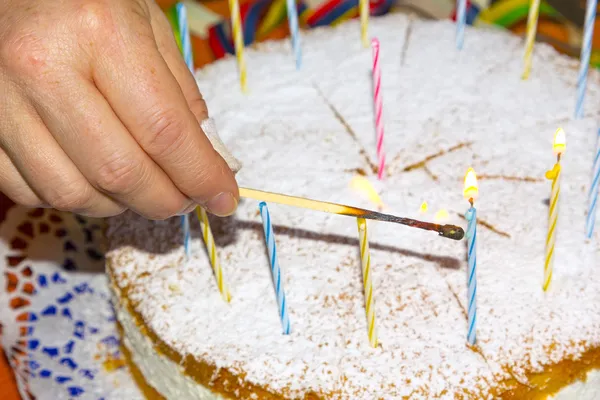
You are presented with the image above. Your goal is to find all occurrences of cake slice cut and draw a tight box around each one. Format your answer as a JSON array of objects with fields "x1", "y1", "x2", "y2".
[{"x1": 106, "y1": 14, "x2": 600, "y2": 399}]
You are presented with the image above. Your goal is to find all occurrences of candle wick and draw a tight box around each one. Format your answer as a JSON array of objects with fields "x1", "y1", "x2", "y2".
[
  {"x1": 557, "y1": 153, "x2": 561, "y2": 163},
  {"x1": 469, "y1": 198, "x2": 474, "y2": 207}
]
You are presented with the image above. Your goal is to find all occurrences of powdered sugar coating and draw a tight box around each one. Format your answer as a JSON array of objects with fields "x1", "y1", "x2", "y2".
[{"x1": 107, "y1": 15, "x2": 600, "y2": 398}]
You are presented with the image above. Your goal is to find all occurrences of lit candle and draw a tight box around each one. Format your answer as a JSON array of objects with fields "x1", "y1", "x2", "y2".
[
  {"x1": 463, "y1": 168, "x2": 479, "y2": 346},
  {"x1": 357, "y1": 217, "x2": 377, "y2": 347},
  {"x1": 371, "y1": 38, "x2": 386, "y2": 180},
  {"x1": 522, "y1": 0, "x2": 541, "y2": 79},
  {"x1": 575, "y1": 0, "x2": 597, "y2": 118},
  {"x1": 544, "y1": 128, "x2": 566, "y2": 291},
  {"x1": 455, "y1": 0, "x2": 467, "y2": 50},
  {"x1": 259, "y1": 202, "x2": 291, "y2": 334},
  {"x1": 349, "y1": 175, "x2": 385, "y2": 210},
  {"x1": 586, "y1": 128, "x2": 600, "y2": 238}
]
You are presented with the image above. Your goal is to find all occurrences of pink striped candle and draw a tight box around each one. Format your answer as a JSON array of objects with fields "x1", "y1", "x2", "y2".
[{"x1": 371, "y1": 38, "x2": 386, "y2": 180}]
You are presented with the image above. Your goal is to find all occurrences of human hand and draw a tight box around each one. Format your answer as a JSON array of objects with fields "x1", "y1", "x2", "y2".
[{"x1": 0, "y1": 0, "x2": 239, "y2": 219}]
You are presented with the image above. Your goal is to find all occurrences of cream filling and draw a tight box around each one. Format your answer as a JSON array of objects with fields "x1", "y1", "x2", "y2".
[
  {"x1": 114, "y1": 293, "x2": 225, "y2": 400},
  {"x1": 115, "y1": 289, "x2": 600, "y2": 400},
  {"x1": 549, "y1": 369, "x2": 600, "y2": 400}
]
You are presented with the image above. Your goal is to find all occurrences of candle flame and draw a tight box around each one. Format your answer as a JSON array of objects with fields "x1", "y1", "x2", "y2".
[
  {"x1": 419, "y1": 201, "x2": 428, "y2": 214},
  {"x1": 350, "y1": 176, "x2": 384, "y2": 208},
  {"x1": 463, "y1": 168, "x2": 479, "y2": 201},
  {"x1": 434, "y1": 209, "x2": 449, "y2": 222},
  {"x1": 553, "y1": 128, "x2": 566, "y2": 155}
]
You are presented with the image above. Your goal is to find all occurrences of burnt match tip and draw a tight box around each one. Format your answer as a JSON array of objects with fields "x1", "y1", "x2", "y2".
[{"x1": 440, "y1": 225, "x2": 465, "y2": 241}]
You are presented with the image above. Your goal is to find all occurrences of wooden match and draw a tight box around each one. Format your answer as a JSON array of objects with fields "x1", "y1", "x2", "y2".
[{"x1": 239, "y1": 188, "x2": 465, "y2": 240}]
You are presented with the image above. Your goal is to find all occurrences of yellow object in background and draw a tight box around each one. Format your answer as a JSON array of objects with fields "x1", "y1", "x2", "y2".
[{"x1": 521, "y1": 0, "x2": 542, "y2": 80}]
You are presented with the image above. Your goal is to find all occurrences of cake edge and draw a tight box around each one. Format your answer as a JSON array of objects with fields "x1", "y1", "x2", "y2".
[
  {"x1": 107, "y1": 253, "x2": 600, "y2": 399},
  {"x1": 107, "y1": 257, "x2": 330, "y2": 400}
]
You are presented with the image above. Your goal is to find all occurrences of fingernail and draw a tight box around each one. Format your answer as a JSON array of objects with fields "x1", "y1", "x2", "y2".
[
  {"x1": 177, "y1": 202, "x2": 197, "y2": 216},
  {"x1": 205, "y1": 192, "x2": 238, "y2": 217}
]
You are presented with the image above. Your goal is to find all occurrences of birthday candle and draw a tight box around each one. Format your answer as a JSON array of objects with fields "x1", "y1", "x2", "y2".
[
  {"x1": 544, "y1": 128, "x2": 566, "y2": 291},
  {"x1": 181, "y1": 215, "x2": 191, "y2": 260},
  {"x1": 286, "y1": 0, "x2": 302, "y2": 69},
  {"x1": 196, "y1": 208, "x2": 232, "y2": 302},
  {"x1": 463, "y1": 168, "x2": 478, "y2": 346},
  {"x1": 176, "y1": 3, "x2": 194, "y2": 72},
  {"x1": 174, "y1": 3, "x2": 193, "y2": 262},
  {"x1": 575, "y1": 0, "x2": 597, "y2": 119},
  {"x1": 455, "y1": 0, "x2": 467, "y2": 50},
  {"x1": 371, "y1": 38, "x2": 386, "y2": 180},
  {"x1": 360, "y1": 0, "x2": 369, "y2": 47},
  {"x1": 586, "y1": 129, "x2": 600, "y2": 238},
  {"x1": 259, "y1": 202, "x2": 291, "y2": 334},
  {"x1": 229, "y1": 0, "x2": 247, "y2": 92},
  {"x1": 522, "y1": 0, "x2": 541, "y2": 79},
  {"x1": 357, "y1": 217, "x2": 377, "y2": 348}
]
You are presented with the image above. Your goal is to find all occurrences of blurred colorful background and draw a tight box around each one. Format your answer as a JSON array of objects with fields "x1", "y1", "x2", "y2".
[{"x1": 158, "y1": 0, "x2": 600, "y2": 68}]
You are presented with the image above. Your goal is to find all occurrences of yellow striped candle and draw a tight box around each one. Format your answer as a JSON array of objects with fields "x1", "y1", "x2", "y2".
[
  {"x1": 543, "y1": 128, "x2": 566, "y2": 291},
  {"x1": 228, "y1": 0, "x2": 247, "y2": 92},
  {"x1": 196, "y1": 207, "x2": 232, "y2": 301},
  {"x1": 360, "y1": 0, "x2": 369, "y2": 47},
  {"x1": 522, "y1": 0, "x2": 541, "y2": 79},
  {"x1": 357, "y1": 217, "x2": 377, "y2": 347}
]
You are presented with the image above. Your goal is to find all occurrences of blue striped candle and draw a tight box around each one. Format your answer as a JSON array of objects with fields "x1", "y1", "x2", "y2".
[
  {"x1": 575, "y1": 0, "x2": 597, "y2": 119},
  {"x1": 259, "y1": 202, "x2": 291, "y2": 334},
  {"x1": 456, "y1": 0, "x2": 467, "y2": 50},
  {"x1": 181, "y1": 214, "x2": 191, "y2": 260},
  {"x1": 465, "y1": 206, "x2": 477, "y2": 345},
  {"x1": 176, "y1": 2, "x2": 194, "y2": 72},
  {"x1": 586, "y1": 128, "x2": 600, "y2": 238},
  {"x1": 286, "y1": 0, "x2": 302, "y2": 69},
  {"x1": 463, "y1": 167, "x2": 478, "y2": 346},
  {"x1": 175, "y1": 3, "x2": 194, "y2": 259}
]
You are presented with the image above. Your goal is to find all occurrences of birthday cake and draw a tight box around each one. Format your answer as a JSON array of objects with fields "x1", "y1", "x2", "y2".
[{"x1": 106, "y1": 14, "x2": 600, "y2": 399}]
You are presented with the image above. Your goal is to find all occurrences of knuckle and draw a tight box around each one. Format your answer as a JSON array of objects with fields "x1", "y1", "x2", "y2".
[
  {"x1": 44, "y1": 178, "x2": 94, "y2": 212},
  {"x1": 188, "y1": 97, "x2": 208, "y2": 121},
  {"x1": 0, "y1": 174, "x2": 43, "y2": 208},
  {"x1": 6, "y1": 190, "x2": 44, "y2": 209},
  {"x1": 193, "y1": 162, "x2": 216, "y2": 188},
  {"x1": 0, "y1": 28, "x2": 50, "y2": 77},
  {"x1": 192, "y1": 155, "x2": 225, "y2": 190},
  {"x1": 143, "y1": 108, "x2": 187, "y2": 157},
  {"x1": 147, "y1": 198, "x2": 187, "y2": 220},
  {"x1": 142, "y1": 196, "x2": 187, "y2": 221},
  {"x1": 96, "y1": 156, "x2": 144, "y2": 195},
  {"x1": 72, "y1": 2, "x2": 115, "y2": 37},
  {"x1": 80, "y1": 203, "x2": 126, "y2": 219},
  {"x1": 146, "y1": 209, "x2": 175, "y2": 221}
]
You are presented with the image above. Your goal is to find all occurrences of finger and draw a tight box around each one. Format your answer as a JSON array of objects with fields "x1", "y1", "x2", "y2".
[
  {"x1": 28, "y1": 70, "x2": 192, "y2": 220},
  {"x1": 0, "y1": 101, "x2": 123, "y2": 217},
  {"x1": 147, "y1": 1, "x2": 208, "y2": 122},
  {"x1": 0, "y1": 149, "x2": 45, "y2": 208},
  {"x1": 91, "y1": 6, "x2": 239, "y2": 217}
]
